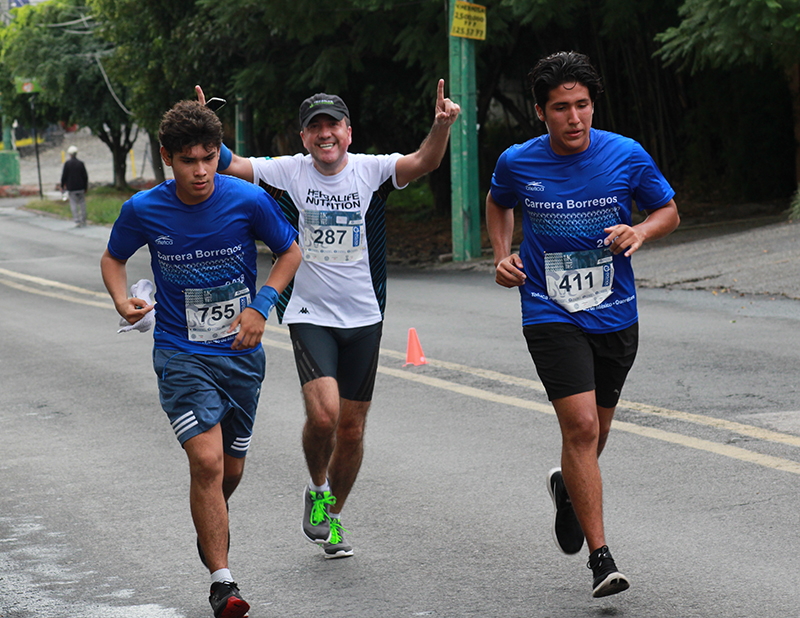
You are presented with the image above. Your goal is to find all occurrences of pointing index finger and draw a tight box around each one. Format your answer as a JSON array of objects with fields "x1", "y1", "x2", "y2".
[{"x1": 437, "y1": 79, "x2": 445, "y2": 107}]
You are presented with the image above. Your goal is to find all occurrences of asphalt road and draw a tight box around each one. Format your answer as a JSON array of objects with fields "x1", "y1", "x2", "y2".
[{"x1": 1, "y1": 199, "x2": 800, "y2": 617}]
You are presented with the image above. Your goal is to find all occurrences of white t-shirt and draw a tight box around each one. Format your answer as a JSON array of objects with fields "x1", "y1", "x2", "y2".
[{"x1": 250, "y1": 152, "x2": 405, "y2": 328}]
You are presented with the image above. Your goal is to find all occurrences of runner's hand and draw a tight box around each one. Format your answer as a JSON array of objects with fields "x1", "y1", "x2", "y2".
[
  {"x1": 603, "y1": 224, "x2": 646, "y2": 257},
  {"x1": 229, "y1": 307, "x2": 266, "y2": 350},
  {"x1": 495, "y1": 254, "x2": 526, "y2": 288},
  {"x1": 434, "y1": 79, "x2": 460, "y2": 127},
  {"x1": 116, "y1": 297, "x2": 154, "y2": 325}
]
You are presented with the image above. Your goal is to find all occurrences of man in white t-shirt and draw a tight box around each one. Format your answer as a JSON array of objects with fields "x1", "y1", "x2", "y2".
[{"x1": 197, "y1": 81, "x2": 459, "y2": 558}]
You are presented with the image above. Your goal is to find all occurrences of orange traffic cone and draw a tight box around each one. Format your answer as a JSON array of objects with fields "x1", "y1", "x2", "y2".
[{"x1": 404, "y1": 327, "x2": 428, "y2": 366}]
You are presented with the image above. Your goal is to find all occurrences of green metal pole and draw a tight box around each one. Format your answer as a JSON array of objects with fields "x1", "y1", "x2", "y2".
[
  {"x1": 448, "y1": 3, "x2": 481, "y2": 262},
  {"x1": 235, "y1": 95, "x2": 250, "y2": 157}
]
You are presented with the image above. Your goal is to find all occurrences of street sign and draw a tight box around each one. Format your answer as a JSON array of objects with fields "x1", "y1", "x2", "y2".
[
  {"x1": 450, "y1": 1, "x2": 486, "y2": 41},
  {"x1": 14, "y1": 77, "x2": 42, "y2": 94}
]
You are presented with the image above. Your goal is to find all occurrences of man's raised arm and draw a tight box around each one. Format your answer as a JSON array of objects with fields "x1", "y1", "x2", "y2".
[{"x1": 395, "y1": 79, "x2": 461, "y2": 187}]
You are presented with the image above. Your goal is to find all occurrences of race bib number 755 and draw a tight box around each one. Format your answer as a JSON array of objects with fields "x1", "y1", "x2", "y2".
[{"x1": 185, "y1": 282, "x2": 251, "y2": 342}]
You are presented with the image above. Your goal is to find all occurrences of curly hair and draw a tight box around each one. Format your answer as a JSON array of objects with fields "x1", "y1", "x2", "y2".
[
  {"x1": 528, "y1": 52, "x2": 604, "y2": 110},
  {"x1": 158, "y1": 100, "x2": 224, "y2": 155}
]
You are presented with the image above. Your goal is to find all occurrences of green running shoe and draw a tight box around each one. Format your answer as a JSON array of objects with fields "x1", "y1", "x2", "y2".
[
  {"x1": 302, "y1": 487, "x2": 335, "y2": 543},
  {"x1": 322, "y1": 518, "x2": 354, "y2": 559}
]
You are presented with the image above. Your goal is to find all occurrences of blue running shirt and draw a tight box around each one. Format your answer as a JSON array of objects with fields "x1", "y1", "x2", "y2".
[
  {"x1": 107, "y1": 174, "x2": 297, "y2": 355},
  {"x1": 490, "y1": 129, "x2": 675, "y2": 333}
]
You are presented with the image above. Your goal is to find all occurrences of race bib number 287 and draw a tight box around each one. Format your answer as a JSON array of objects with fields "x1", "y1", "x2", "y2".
[{"x1": 302, "y1": 209, "x2": 364, "y2": 263}]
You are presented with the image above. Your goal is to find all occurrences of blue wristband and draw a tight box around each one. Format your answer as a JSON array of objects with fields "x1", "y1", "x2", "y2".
[
  {"x1": 218, "y1": 143, "x2": 232, "y2": 171},
  {"x1": 248, "y1": 285, "x2": 278, "y2": 319}
]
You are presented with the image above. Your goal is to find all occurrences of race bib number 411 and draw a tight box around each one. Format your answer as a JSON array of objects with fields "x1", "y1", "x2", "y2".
[
  {"x1": 185, "y1": 282, "x2": 251, "y2": 342},
  {"x1": 544, "y1": 248, "x2": 614, "y2": 313}
]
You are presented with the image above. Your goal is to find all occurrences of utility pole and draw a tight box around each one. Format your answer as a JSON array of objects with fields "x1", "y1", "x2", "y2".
[{"x1": 448, "y1": 1, "x2": 485, "y2": 262}]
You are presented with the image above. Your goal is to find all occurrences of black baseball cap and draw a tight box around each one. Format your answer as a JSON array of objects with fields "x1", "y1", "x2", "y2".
[{"x1": 299, "y1": 93, "x2": 350, "y2": 128}]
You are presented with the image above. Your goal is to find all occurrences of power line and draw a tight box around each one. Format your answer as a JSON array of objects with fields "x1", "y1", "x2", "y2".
[{"x1": 94, "y1": 53, "x2": 132, "y2": 116}]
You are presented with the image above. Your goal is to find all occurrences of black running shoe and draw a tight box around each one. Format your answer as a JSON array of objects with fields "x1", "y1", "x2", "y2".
[
  {"x1": 546, "y1": 467, "x2": 584, "y2": 554},
  {"x1": 209, "y1": 581, "x2": 250, "y2": 618},
  {"x1": 197, "y1": 502, "x2": 230, "y2": 569},
  {"x1": 588, "y1": 545, "x2": 630, "y2": 598}
]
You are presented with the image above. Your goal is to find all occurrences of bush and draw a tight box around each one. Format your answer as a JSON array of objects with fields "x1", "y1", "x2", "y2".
[{"x1": 789, "y1": 186, "x2": 800, "y2": 221}]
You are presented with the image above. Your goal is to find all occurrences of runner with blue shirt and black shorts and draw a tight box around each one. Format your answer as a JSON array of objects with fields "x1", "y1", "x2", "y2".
[
  {"x1": 101, "y1": 100, "x2": 301, "y2": 618},
  {"x1": 486, "y1": 51, "x2": 680, "y2": 598}
]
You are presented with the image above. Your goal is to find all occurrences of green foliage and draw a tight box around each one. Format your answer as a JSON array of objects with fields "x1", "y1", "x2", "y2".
[
  {"x1": 2, "y1": 0, "x2": 138, "y2": 188},
  {"x1": 385, "y1": 179, "x2": 436, "y2": 222},
  {"x1": 656, "y1": 0, "x2": 800, "y2": 71},
  {"x1": 3, "y1": 0, "x2": 798, "y2": 214},
  {"x1": 88, "y1": 0, "x2": 220, "y2": 134},
  {"x1": 677, "y1": 65, "x2": 795, "y2": 200},
  {"x1": 789, "y1": 185, "x2": 800, "y2": 220}
]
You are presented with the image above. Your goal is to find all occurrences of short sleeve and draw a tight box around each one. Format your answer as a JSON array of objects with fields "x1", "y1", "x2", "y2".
[{"x1": 107, "y1": 199, "x2": 147, "y2": 260}]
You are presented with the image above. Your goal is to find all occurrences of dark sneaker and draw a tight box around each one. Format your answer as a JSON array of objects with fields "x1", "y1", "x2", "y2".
[
  {"x1": 208, "y1": 581, "x2": 250, "y2": 618},
  {"x1": 588, "y1": 545, "x2": 630, "y2": 598},
  {"x1": 547, "y1": 468, "x2": 584, "y2": 554},
  {"x1": 198, "y1": 502, "x2": 229, "y2": 568},
  {"x1": 322, "y1": 518, "x2": 354, "y2": 559},
  {"x1": 302, "y1": 487, "x2": 336, "y2": 543}
]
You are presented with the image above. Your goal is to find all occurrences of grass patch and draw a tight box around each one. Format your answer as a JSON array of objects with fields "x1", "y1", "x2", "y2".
[{"x1": 27, "y1": 185, "x2": 135, "y2": 225}]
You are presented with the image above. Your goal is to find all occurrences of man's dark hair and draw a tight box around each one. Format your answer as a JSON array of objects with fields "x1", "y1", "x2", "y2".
[
  {"x1": 529, "y1": 51, "x2": 604, "y2": 111},
  {"x1": 158, "y1": 100, "x2": 224, "y2": 155}
]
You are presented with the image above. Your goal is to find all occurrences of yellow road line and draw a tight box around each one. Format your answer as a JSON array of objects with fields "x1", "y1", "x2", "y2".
[{"x1": 4, "y1": 270, "x2": 799, "y2": 474}]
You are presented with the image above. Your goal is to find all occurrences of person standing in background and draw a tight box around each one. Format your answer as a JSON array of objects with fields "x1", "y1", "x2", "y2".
[{"x1": 60, "y1": 145, "x2": 88, "y2": 227}]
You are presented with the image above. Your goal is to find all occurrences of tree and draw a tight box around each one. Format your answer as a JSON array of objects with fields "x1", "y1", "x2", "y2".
[
  {"x1": 1, "y1": 0, "x2": 137, "y2": 189},
  {"x1": 656, "y1": 0, "x2": 800, "y2": 183},
  {"x1": 89, "y1": 0, "x2": 234, "y2": 183}
]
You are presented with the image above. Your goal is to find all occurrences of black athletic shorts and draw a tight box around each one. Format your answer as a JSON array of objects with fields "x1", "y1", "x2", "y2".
[
  {"x1": 288, "y1": 322, "x2": 383, "y2": 402},
  {"x1": 522, "y1": 322, "x2": 638, "y2": 408}
]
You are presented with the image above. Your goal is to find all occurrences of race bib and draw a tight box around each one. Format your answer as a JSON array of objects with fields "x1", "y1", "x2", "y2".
[
  {"x1": 185, "y1": 282, "x2": 251, "y2": 342},
  {"x1": 544, "y1": 248, "x2": 614, "y2": 313},
  {"x1": 302, "y1": 209, "x2": 363, "y2": 263}
]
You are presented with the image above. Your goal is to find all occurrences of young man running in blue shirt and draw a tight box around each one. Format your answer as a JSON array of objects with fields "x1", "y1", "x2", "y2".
[
  {"x1": 101, "y1": 100, "x2": 301, "y2": 617},
  {"x1": 486, "y1": 51, "x2": 680, "y2": 598}
]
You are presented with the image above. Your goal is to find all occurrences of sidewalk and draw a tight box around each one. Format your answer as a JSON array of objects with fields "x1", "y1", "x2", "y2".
[
  {"x1": 17, "y1": 127, "x2": 166, "y2": 199},
  {"x1": 633, "y1": 218, "x2": 800, "y2": 300}
]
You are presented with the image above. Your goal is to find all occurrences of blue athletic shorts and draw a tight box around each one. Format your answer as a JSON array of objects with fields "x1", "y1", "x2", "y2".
[
  {"x1": 152, "y1": 347, "x2": 266, "y2": 457},
  {"x1": 288, "y1": 322, "x2": 382, "y2": 402}
]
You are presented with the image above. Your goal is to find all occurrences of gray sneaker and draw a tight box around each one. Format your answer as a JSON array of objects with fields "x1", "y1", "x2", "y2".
[
  {"x1": 547, "y1": 467, "x2": 584, "y2": 554},
  {"x1": 322, "y1": 518, "x2": 354, "y2": 559},
  {"x1": 302, "y1": 487, "x2": 335, "y2": 544}
]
